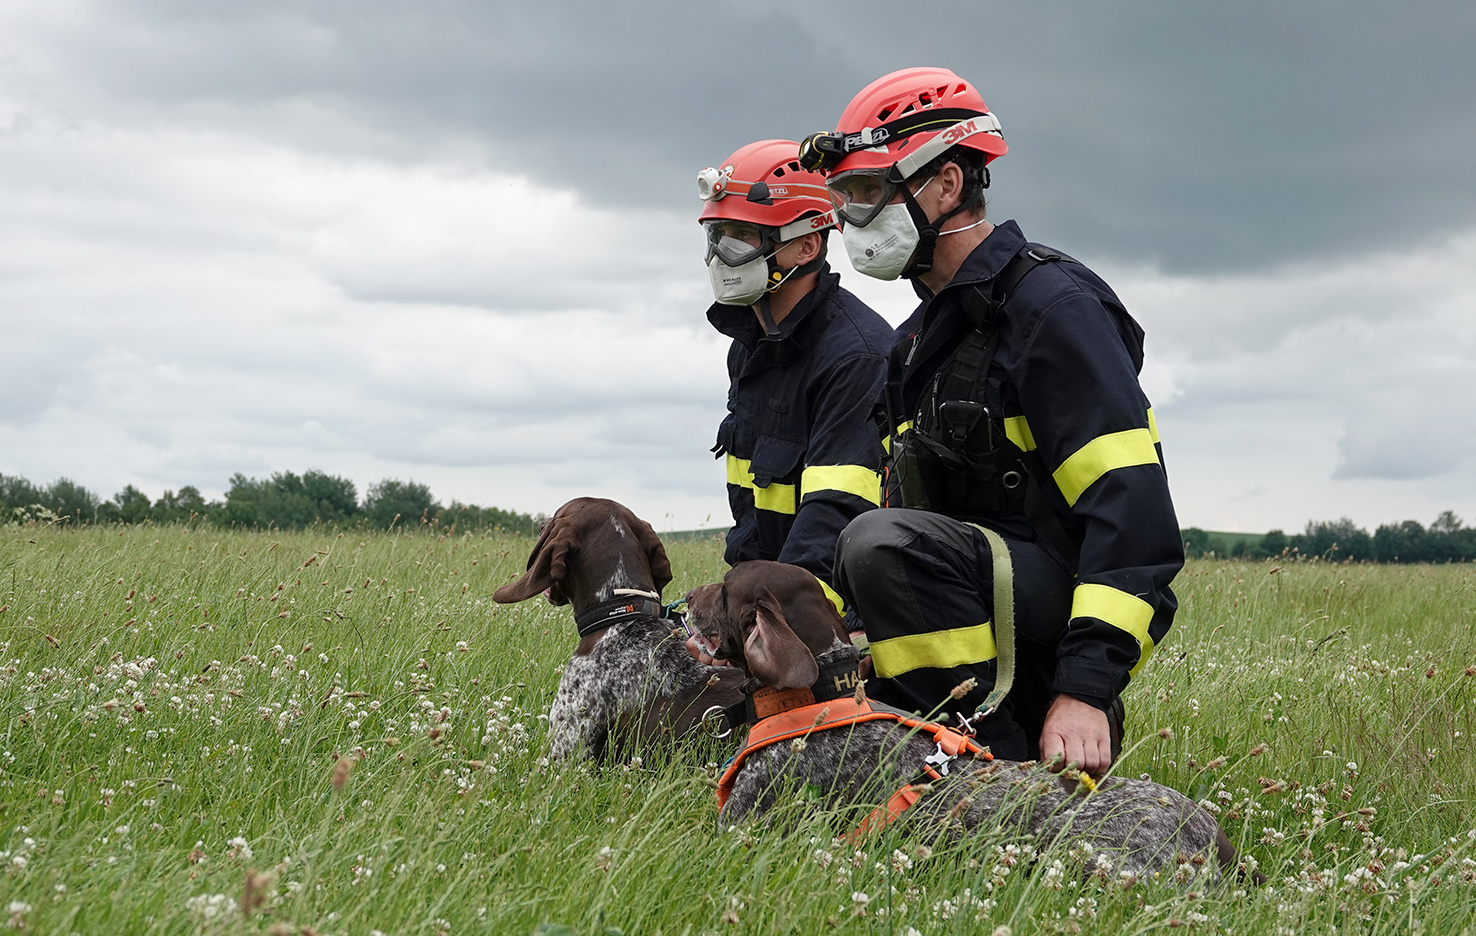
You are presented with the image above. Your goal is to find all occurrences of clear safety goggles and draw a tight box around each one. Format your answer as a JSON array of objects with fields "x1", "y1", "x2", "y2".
[
  {"x1": 703, "y1": 220, "x2": 776, "y2": 267},
  {"x1": 826, "y1": 168, "x2": 927, "y2": 228}
]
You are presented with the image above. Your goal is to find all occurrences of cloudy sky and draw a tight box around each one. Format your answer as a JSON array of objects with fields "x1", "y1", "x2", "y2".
[{"x1": 2, "y1": 0, "x2": 1474, "y2": 534}]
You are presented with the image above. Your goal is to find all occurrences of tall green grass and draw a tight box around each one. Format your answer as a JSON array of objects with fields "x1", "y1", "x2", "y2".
[{"x1": 1, "y1": 526, "x2": 1473, "y2": 935}]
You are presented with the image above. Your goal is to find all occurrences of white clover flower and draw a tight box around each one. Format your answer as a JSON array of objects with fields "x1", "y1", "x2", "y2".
[{"x1": 185, "y1": 893, "x2": 238, "y2": 920}]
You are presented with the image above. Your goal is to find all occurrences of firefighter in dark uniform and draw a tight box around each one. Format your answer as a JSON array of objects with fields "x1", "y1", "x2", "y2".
[
  {"x1": 696, "y1": 140, "x2": 894, "y2": 615},
  {"x1": 799, "y1": 68, "x2": 1183, "y2": 776}
]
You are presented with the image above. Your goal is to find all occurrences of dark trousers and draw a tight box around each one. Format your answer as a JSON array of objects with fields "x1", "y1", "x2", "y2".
[{"x1": 834, "y1": 509, "x2": 1073, "y2": 761}]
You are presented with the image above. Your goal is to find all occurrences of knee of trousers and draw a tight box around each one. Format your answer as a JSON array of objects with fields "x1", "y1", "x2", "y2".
[
  {"x1": 834, "y1": 509, "x2": 977, "y2": 615},
  {"x1": 835, "y1": 510, "x2": 917, "y2": 586}
]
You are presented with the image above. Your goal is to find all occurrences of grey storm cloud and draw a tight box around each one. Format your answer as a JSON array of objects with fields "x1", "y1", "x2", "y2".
[
  {"x1": 3, "y1": 0, "x2": 1475, "y2": 532},
  {"x1": 9, "y1": 0, "x2": 1475, "y2": 274}
]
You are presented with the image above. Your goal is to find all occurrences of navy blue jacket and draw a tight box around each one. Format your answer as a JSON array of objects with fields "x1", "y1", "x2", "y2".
[
  {"x1": 887, "y1": 221, "x2": 1184, "y2": 706},
  {"x1": 709, "y1": 266, "x2": 893, "y2": 609}
]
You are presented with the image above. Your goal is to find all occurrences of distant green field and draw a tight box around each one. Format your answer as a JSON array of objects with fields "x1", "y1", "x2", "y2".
[{"x1": 2, "y1": 525, "x2": 1473, "y2": 935}]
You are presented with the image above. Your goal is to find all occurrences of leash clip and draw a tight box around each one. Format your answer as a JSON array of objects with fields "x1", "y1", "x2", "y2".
[
  {"x1": 954, "y1": 706, "x2": 994, "y2": 738},
  {"x1": 662, "y1": 599, "x2": 697, "y2": 640}
]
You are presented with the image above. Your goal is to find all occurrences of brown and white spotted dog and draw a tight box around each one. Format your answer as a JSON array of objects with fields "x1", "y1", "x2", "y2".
[
  {"x1": 686, "y1": 560, "x2": 1263, "y2": 885},
  {"x1": 493, "y1": 497, "x2": 743, "y2": 762}
]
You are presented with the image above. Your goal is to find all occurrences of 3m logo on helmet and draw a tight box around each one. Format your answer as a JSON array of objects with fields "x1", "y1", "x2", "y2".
[{"x1": 941, "y1": 120, "x2": 979, "y2": 147}]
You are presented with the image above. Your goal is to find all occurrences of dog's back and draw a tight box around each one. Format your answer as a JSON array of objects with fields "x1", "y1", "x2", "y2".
[{"x1": 721, "y1": 712, "x2": 1230, "y2": 881}]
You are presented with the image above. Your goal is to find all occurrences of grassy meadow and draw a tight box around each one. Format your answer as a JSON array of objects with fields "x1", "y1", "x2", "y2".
[{"x1": 1, "y1": 523, "x2": 1473, "y2": 935}]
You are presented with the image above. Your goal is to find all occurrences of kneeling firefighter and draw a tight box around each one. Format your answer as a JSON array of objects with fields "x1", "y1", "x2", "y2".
[
  {"x1": 697, "y1": 140, "x2": 895, "y2": 616},
  {"x1": 802, "y1": 68, "x2": 1184, "y2": 776}
]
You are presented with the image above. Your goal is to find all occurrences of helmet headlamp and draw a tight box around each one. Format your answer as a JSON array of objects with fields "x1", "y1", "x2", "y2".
[{"x1": 697, "y1": 165, "x2": 733, "y2": 201}]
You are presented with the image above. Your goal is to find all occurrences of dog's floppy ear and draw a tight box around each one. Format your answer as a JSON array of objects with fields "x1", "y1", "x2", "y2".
[
  {"x1": 743, "y1": 588, "x2": 819, "y2": 690},
  {"x1": 493, "y1": 517, "x2": 577, "y2": 605},
  {"x1": 631, "y1": 516, "x2": 673, "y2": 595}
]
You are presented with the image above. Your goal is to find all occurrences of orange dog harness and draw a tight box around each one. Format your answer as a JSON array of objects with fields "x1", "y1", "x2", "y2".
[{"x1": 715, "y1": 696, "x2": 992, "y2": 841}]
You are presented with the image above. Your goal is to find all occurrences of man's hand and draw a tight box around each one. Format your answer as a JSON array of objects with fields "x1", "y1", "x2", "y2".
[
  {"x1": 1039, "y1": 694, "x2": 1113, "y2": 776},
  {"x1": 684, "y1": 636, "x2": 728, "y2": 668}
]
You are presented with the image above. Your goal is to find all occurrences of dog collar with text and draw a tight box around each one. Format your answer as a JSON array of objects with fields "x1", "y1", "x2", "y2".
[
  {"x1": 720, "y1": 658, "x2": 864, "y2": 729},
  {"x1": 573, "y1": 593, "x2": 665, "y2": 638}
]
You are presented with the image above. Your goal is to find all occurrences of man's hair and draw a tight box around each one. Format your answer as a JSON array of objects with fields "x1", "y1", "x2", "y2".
[{"x1": 914, "y1": 147, "x2": 988, "y2": 217}]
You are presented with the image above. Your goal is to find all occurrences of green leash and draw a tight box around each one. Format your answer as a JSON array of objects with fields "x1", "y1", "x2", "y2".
[{"x1": 968, "y1": 523, "x2": 1015, "y2": 716}]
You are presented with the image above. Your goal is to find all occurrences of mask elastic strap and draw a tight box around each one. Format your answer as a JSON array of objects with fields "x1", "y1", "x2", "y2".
[{"x1": 939, "y1": 215, "x2": 989, "y2": 238}]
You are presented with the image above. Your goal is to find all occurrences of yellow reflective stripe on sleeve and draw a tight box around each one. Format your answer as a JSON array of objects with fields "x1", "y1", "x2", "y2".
[
  {"x1": 868, "y1": 622, "x2": 998, "y2": 678},
  {"x1": 1002, "y1": 416, "x2": 1036, "y2": 452},
  {"x1": 801, "y1": 465, "x2": 881, "y2": 506},
  {"x1": 1146, "y1": 407, "x2": 1160, "y2": 445},
  {"x1": 1052, "y1": 428, "x2": 1160, "y2": 507},
  {"x1": 725, "y1": 455, "x2": 797, "y2": 515},
  {"x1": 1071, "y1": 583, "x2": 1156, "y2": 675},
  {"x1": 815, "y1": 576, "x2": 845, "y2": 616}
]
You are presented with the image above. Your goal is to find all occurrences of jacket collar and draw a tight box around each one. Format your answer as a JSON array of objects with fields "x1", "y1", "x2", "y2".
[{"x1": 910, "y1": 219, "x2": 1027, "y2": 304}]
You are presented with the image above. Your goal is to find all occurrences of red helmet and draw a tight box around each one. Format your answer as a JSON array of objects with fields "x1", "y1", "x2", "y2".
[
  {"x1": 697, "y1": 139, "x2": 837, "y2": 238},
  {"x1": 798, "y1": 67, "x2": 1007, "y2": 180}
]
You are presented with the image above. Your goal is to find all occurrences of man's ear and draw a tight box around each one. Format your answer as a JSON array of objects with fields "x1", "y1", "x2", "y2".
[
  {"x1": 935, "y1": 161, "x2": 966, "y2": 214},
  {"x1": 492, "y1": 518, "x2": 575, "y2": 605},
  {"x1": 743, "y1": 589, "x2": 819, "y2": 690},
  {"x1": 795, "y1": 230, "x2": 824, "y2": 265}
]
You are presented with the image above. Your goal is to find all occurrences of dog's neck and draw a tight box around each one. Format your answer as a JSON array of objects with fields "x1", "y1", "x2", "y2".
[
  {"x1": 563, "y1": 518, "x2": 664, "y2": 653},
  {"x1": 739, "y1": 647, "x2": 865, "y2": 721},
  {"x1": 565, "y1": 534, "x2": 658, "y2": 616}
]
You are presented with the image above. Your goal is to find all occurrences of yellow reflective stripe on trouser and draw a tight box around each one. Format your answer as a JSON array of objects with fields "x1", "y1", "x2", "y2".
[
  {"x1": 1052, "y1": 427, "x2": 1160, "y2": 507},
  {"x1": 726, "y1": 455, "x2": 797, "y2": 515},
  {"x1": 1071, "y1": 583, "x2": 1156, "y2": 676},
  {"x1": 815, "y1": 576, "x2": 845, "y2": 616},
  {"x1": 869, "y1": 621, "x2": 998, "y2": 679},
  {"x1": 801, "y1": 465, "x2": 881, "y2": 506}
]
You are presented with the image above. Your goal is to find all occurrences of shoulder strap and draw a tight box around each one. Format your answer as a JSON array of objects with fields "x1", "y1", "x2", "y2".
[{"x1": 934, "y1": 247, "x2": 1067, "y2": 407}]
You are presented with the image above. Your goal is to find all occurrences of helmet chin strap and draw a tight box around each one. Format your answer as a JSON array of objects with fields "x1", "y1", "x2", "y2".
[
  {"x1": 897, "y1": 168, "x2": 989, "y2": 280},
  {"x1": 900, "y1": 186, "x2": 980, "y2": 280},
  {"x1": 753, "y1": 253, "x2": 825, "y2": 338},
  {"x1": 755, "y1": 294, "x2": 781, "y2": 338}
]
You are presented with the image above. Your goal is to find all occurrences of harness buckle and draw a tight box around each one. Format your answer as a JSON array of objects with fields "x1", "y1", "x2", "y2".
[{"x1": 923, "y1": 742, "x2": 954, "y2": 777}]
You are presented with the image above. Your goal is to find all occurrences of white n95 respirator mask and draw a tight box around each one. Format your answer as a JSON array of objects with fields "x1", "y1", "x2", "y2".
[{"x1": 707, "y1": 240, "x2": 775, "y2": 306}]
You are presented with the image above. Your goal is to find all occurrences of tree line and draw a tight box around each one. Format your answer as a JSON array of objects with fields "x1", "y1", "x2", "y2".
[
  {"x1": 1182, "y1": 511, "x2": 1476, "y2": 563},
  {"x1": 0, "y1": 471, "x2": 539, "y2": 535}
]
